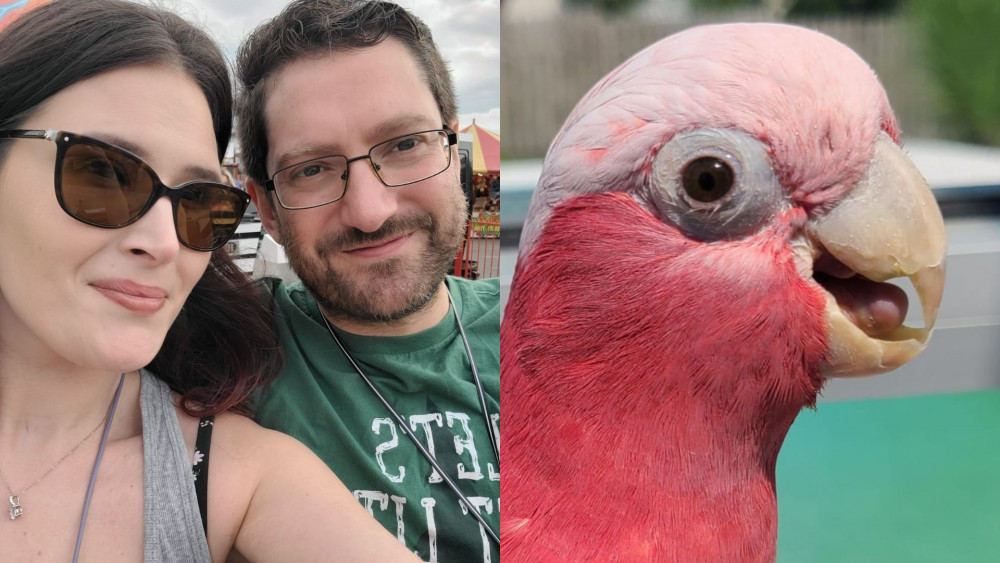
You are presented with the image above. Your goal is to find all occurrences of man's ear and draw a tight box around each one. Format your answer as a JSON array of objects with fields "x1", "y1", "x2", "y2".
[{"x1": 247, "y1": 178, "x2": 283, "y2": 245}]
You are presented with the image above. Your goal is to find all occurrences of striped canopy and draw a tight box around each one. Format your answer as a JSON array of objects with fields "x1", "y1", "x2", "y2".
[{"x1": 460, "y1": 122, "x2": 500, "y2": 175}]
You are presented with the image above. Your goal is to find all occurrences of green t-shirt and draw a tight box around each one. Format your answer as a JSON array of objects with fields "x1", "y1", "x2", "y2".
[{"x1": 256, "y1": 276, "x2": 500, "y2": 562}]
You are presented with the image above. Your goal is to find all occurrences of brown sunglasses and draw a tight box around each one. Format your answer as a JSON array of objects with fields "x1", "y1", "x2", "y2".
[{"x1": 0, "y1": 129, "x2": 249, "y2": 251}]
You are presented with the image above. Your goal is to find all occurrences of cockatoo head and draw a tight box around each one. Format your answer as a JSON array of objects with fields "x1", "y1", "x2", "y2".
[{"x1": 520, "y1": 23, "x2": 946, "y2": 377}]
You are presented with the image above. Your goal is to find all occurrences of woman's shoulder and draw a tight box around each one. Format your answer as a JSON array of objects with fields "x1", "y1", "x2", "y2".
[
  {"x1": 215, "y1": 412, "x2": 309, "y2": 454},
  {"x1": 173, "y1": 408, "x2": 336, "y2": 559},
  {"x1": 175, "y1": 408, "x2": 322, "y2": 480}
]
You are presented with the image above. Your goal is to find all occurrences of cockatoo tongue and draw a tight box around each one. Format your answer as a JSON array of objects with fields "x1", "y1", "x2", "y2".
[{"x1": 819, "y1": 274, "x2": 908, "y2": 337}]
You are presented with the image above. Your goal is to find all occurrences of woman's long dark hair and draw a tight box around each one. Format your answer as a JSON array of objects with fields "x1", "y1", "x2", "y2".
[
  {"x1": 0, "y1": 0, "x2": 282, "y2": 416},
  {"x1": 150, "y1": 255, "x2": 282, "y2": 417}
]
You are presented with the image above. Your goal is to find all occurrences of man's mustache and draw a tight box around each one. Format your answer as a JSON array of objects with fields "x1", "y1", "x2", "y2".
[{"x1": 316, "y1": 212, "x2": 436, "y2": 254}]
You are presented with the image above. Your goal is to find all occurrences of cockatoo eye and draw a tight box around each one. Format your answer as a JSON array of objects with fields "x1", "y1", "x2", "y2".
[
  {"x1": 647, "y1": 128, "x2": 788, "y2": 241},
  {"x1": 681, "y1": 157, "x2": 734, "y2": 202}
]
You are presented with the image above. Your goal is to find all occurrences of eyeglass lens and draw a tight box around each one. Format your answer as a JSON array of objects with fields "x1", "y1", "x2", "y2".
[
  {"x1": 58, "y1": 138, "x2": 246, "y2": 251},
  {"x1": 371, "y1": 130, "x2": 452, "y2": 185},
  {"x1": 274, "y1": 130, "x2": 451, "y2": 209}
]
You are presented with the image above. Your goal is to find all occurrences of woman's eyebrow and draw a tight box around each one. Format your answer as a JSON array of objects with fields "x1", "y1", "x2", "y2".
[{"x1": 92, "y1": 132, "x2": 224, "y2": 183}]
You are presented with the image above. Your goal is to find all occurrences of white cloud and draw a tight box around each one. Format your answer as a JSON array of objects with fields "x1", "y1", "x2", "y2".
[{"x1": 459, "y1": 108, "x2": 501, "y2": 134}]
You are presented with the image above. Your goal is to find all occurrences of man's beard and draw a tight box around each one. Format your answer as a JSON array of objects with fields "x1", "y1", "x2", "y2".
[{"x1": 277, "y1": 188, "x2": 467, "y2": 326}]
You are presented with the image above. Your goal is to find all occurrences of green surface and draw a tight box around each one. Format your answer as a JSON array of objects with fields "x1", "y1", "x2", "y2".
[{"x1": 776, "y1": 390, "x2": 1000, "y2": 562}]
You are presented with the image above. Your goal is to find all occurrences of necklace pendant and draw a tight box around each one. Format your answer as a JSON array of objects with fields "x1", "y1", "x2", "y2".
[{"x1": 8, "y1": 495, "x2": 22, "y2": 520}]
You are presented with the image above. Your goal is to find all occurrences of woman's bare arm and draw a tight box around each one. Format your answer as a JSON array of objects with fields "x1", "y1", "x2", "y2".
[{"x1": 205, "y1": 413, "x2": 420, "y2": 562}]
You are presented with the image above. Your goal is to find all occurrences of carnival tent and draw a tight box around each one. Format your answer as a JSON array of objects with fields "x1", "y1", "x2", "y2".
[{"x1": 460, "y1": 121, "x2": 500, "y2": 175}]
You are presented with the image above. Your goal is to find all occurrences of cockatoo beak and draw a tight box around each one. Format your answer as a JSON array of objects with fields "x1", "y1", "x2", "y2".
[{"x1": 807, "y1": 132, "x2": 947, "y2": 376}]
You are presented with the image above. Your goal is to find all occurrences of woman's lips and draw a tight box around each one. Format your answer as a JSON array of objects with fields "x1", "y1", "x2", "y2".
[{"x1": 91, "y1": 279, "x2": 167, "y2": 314}]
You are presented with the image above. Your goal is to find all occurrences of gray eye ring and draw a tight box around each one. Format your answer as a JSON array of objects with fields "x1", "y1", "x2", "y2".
[{"x1": 647, "y1": 128, "x2": 788, "y2": 241}]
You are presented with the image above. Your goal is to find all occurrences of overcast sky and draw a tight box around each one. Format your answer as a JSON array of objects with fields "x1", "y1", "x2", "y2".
[{"x1": 176, "y1": 0, "x2": 500, "y2": 134}]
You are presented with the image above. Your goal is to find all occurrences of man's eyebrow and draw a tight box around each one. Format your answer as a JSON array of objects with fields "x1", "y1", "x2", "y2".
[
  {"x1": 273, "y1": 114, "x2": 442, "y2": 171},
  {"x1": 95, "y1": 133, "x2": 224, "y2": 183},
  {"x1": 367, "y1": 113, "x2": 441, "y2": 142}
]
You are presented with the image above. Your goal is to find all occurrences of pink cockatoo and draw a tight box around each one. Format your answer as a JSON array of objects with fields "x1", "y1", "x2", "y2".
[{"x1": 501, "y1": 23, "x2": 947, "y2": 562}]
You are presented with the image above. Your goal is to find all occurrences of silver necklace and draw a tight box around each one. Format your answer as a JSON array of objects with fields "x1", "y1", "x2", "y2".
[
  {"x1": 0, "y1": 378, "x2": 118, "y2": 521},
  {"x1": 322, "y1": 286, "x2": 500, "y2": 546}
]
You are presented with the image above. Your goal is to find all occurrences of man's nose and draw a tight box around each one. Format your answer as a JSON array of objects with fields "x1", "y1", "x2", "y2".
[{"x1": 337, "y1": 157, "x2": 398, "y2": 233}]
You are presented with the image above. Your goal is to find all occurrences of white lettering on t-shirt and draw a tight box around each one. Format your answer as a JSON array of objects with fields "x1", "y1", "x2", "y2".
[
  {"x1": 459, "y1": 496, "x2": 495, "y2": 563},
  {"x1": 446, "y1": 411, "x2": 483, "y2": 480},
  {"x1": 355, "y1": 489, "x2": 497, "y2": 563},
  {"x1": 409, "y1": 413, "x2": 444, "y2": 483},
  {"x1": 354, "y1": 490, "x2": 389, "y2": 515},
  {"x1": 364, "y1": 410, "x2": 498, "y2": 561},
  {"x1": 421, "y1": 497, "x2": 439, "y2": 563},
  {"x1": 488, "y1": 413, "x2": 500, "y2": 481},
  {"x1": 390, "y1": 494, "x2": 407, "y2": 544},
  {"x1": 372, "y1": 418, "x2": 406, "y2": 483}
]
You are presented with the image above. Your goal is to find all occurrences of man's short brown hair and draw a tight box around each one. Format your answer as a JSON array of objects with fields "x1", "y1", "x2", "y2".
[{"x1": 235, "y1": 0, "x2": 457, "y2": 186}]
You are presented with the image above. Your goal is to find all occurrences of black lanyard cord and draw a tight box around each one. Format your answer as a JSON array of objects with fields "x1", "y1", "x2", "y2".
[
  {"x1": 447, "y1": 285, "x2": 500, "y2": 465},
  {"x1": 322, "y1": 290, "x2": 500, "y2": 546}
]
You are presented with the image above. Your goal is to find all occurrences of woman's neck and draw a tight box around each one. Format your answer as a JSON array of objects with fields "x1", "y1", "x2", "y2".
[{"x1": 0, "y1": 357, "x2": 132, "y2": 446}]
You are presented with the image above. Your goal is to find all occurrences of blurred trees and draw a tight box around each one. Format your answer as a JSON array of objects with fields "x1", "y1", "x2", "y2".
[
  {"x1": 910, "y1": 0, "x2": 1000, "y2": 145},
  {"x1": 689, "y1": 0, "x2": 901, "y2": 16},
  {"x1": 565, "y1": 0, "x2": 649, "y2": 16},
  {"x1": 567, "y1": 0, "x2": 902, "y2": 18},
  {"x1": 788, "y1": 0, "x2": 900, "y2": 15}
]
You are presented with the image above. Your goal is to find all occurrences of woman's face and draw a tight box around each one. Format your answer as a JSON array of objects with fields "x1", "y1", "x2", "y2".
[{"x1": 0, "y1": 63, "x2": 221, "y2": 373}]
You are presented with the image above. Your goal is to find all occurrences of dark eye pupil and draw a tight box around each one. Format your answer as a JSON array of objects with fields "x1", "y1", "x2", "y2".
[
  {"x1": 682, "y1": 157, "x2": 733, "y2": 203},
  {"x1": 698, "y1": 172, "x2": 715, "y2": 191}
]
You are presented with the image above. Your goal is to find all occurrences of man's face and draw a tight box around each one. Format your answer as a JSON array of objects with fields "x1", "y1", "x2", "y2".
[{"x1": 255, "y1": 39, "x2": 467, "y2": 325}]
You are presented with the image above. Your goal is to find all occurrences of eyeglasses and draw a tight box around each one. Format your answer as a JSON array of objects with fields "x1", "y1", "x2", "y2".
[
  {"x1": 265, "y1": 128, "x2": 458, "y2": 210},
  {"x1": 0, "y1": 129, "x2": 249, "y2": 251}
]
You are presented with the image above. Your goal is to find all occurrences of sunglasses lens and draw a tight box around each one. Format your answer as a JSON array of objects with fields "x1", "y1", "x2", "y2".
[
  {"x1": 56, "y1": 134, "x2": 246, "y2": 251},
  {"x1": 176, "y1": 185, "x2": 248, "y2": 250},
  {"x1": 60, "y1": 142, "x2": 154, "y2": 226}
]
